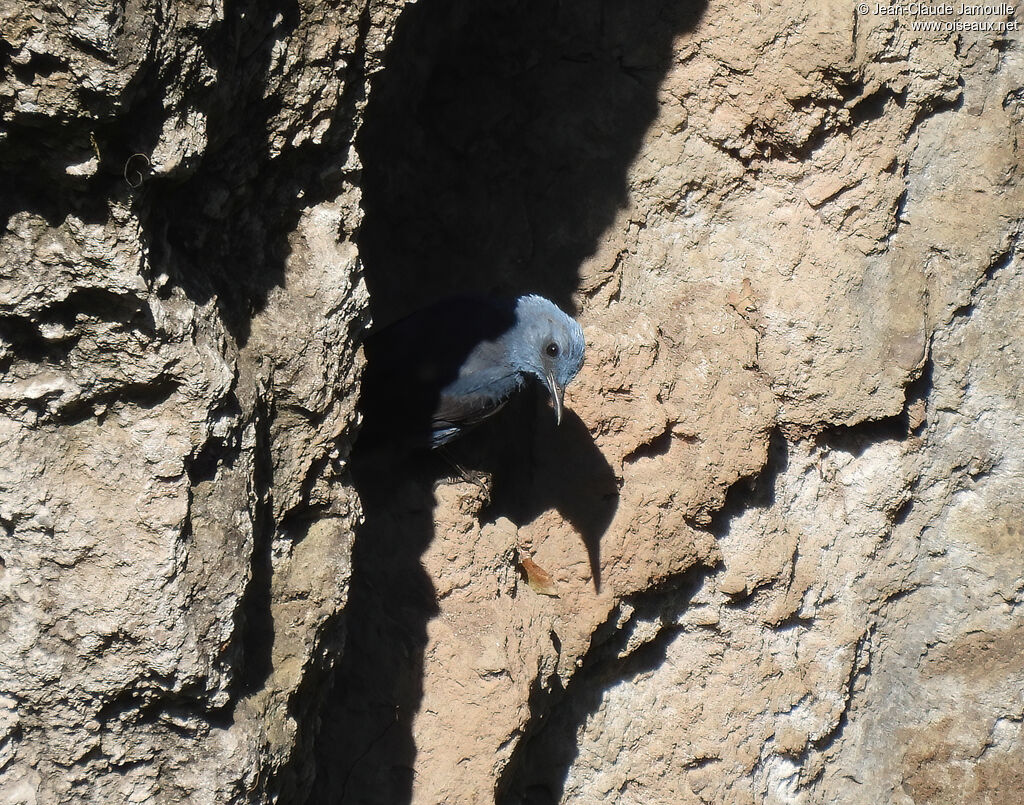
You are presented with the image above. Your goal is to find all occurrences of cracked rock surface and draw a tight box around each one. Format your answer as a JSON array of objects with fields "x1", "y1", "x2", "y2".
[
  {"x1": 1, "y1": 0, "x2": 379, "y2": 801},
  {"x1": 2, "y1": 0, "x2": 1022, "y2": 803}
]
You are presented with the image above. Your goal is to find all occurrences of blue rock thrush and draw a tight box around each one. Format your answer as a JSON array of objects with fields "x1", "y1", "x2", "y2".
[{"x1": 358, "y1": 294, "x2": 586, "y2": 448}]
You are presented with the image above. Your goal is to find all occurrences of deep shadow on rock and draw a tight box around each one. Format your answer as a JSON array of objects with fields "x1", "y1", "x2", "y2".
[
  {"x1": 356, "y1": 0, "x2": 710, "y2": 321},
  {"x1": 312, "y1": 382, "x2": 616, "y2": 803},
  {"x1": 311, "y1": 2, "x2": 709, "y2": 800},
  {"x1": 482, "y1": 401, "x2": 620, "y2": 593},
  {"x1": 310, "y1": 448, "x2": 441, "y2": 804}
]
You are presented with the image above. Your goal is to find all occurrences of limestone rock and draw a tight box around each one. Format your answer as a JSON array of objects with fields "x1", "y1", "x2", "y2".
[
  {"x1": 1, "y1": 0, "x2": 379, "y2": 801},
  {"x1": 2, "y1": 0, "x2": 1022, "y2": 803}
]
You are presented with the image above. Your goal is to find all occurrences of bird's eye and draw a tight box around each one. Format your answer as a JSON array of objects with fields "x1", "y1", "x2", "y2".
[{"x1": 546, "y1": 342, "x2": 560, "y2": 357}]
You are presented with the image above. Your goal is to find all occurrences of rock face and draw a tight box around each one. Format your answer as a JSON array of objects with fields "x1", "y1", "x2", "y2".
[
  {"x1": 1, "y1": 0, "x2": 1022, "y2": 803},
  {"x1": 1, "y1": 0, "x2": 376, "y2": 800}
]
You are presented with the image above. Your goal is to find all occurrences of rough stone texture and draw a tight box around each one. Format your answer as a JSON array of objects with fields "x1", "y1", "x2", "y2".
[
  {"x1": 326, "y1": 1, "x2": 1023, "y2": 803},
  {"x1": 2, "y1": 1, "x2": 1023, "y2": 804},
  {"x1": 1, "y1": 0, "x2": 376, "y2": 801}
]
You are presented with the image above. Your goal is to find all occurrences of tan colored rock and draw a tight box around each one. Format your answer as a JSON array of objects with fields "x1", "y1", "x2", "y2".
[
  {"x1": 343, "y1": 2, "x2": 1022, "y2": 803},
  {"x1": 2, "y1": 0, "x2": 1022, "y2": 803},
  {"x1": 1, "y1": 0, "x2": 383, "y2": 801}
]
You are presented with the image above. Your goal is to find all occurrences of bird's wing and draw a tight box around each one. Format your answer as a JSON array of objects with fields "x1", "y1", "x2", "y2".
[
  {"x1": 431, "y1": 388, "x2": 513, "y2": 447},
  {"x1": 428, "y1": 340, "x2": 524, "y2": 446},
  {"x1": 359, "y1": 295, "x2": 520, "y2": 448}
]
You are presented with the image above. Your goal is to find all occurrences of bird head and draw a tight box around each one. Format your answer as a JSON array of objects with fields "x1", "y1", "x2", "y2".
[{"x1": 511, "y1": 295, "x2": 586, "y2": 425}]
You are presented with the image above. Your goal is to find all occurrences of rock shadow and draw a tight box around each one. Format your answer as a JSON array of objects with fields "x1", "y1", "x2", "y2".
[
  {"x1": 309, "y1": 448, "x2": 444, "y2": 803},
  {"x1": 312, "y1": 0, "x2": 709, "y2": 802},
  {"x1": 144, "y1": 0, "x2": 372, "y2": 345},
  {"x1": 478, "y1": 393, "x2": 619, "y2": 593},
  {"x1": 312, "y1": 387, "x2": 617, "y2": 804},
  {"x1": 357, "y1": 0, "x2": 710, "y2": 318},
  {"x1": 0, "y1": 0, "x2": 372, "y2": 346},
  {"x1": 495, "y1": 567, "x2": 713, "y2": 804}
]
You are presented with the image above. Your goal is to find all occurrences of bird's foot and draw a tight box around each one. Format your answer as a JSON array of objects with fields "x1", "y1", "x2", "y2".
[{"x1": 434, "y1": 450, "x2": 491, "y2": 496}]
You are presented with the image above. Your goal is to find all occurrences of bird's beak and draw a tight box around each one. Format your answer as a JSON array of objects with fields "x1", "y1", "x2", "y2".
[{"x1": 544, "y1": 371, "x2": 565, "y2": 426}]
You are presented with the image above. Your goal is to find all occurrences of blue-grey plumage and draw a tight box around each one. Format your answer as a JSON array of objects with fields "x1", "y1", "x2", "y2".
[{"x1": 359, "y1": 294, "x2": 585, "y2": 448}]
